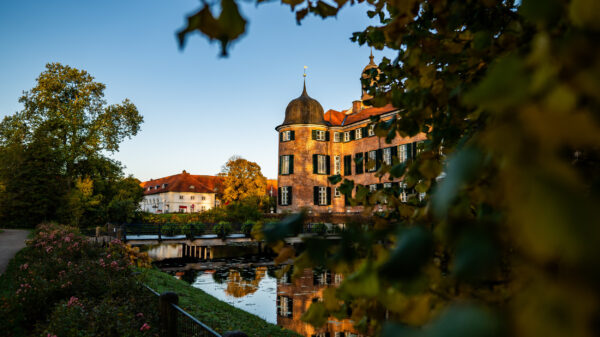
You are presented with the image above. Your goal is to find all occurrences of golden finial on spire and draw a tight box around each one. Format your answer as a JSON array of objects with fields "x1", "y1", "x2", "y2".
[{"x1": 303, "y1": 65, "x2": 307, "y2": 78}]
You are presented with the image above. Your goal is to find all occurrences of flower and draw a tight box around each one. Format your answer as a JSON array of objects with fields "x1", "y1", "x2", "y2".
[
  {"x1": 67, "y1": 296, "x2": 79, "y2": 307},
  {"x1": 19, "y1": 263, "x2": 29, "y2": 270},
  {"x1": 140, "y1": 323, "x2": 151, "y2": 331}
]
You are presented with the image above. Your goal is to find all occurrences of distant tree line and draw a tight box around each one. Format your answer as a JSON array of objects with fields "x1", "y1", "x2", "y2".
[{"x1": 0, "y1": 63, "x2": 144, "y2": 228}]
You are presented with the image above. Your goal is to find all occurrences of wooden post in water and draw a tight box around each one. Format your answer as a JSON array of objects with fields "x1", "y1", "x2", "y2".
[{"x1": 159, "y1": 292, "x2": 179, "y2": 337}]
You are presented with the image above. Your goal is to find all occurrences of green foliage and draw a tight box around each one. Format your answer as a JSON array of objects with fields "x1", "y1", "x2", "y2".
[
  {"x1": 310, "y1": 223, "x2": 327, "y2": 235},
  {"x1": 0, "y1": 224, "x2": 156, "y2": 336},
  {"x1": 241, "y1": 220, "x2": 255, "y2": 237},
  {"x1": 0, "y1": 63, "x2": 144, "y2": 228},
  {"x1": 175, "y1": 0, "x2": 600, "y2": 336},
  {"x1": 214, "y1": 221, "x2": 233, "y2": 239}
]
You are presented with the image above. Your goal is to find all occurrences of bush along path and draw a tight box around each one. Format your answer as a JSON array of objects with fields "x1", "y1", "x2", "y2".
[
  {"x1": 140, "y1": 268, "x2": 301, "y2": 337},
  {"x1": 0, "y1": 224, "x2": 156, "y2": 337},
  {"x1": 0, "y1": 229, "x2": 29, "y2": 275}
]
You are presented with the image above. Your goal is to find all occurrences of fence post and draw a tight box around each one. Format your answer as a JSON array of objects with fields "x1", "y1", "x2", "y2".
[
  {"x1": 116, "y1": 228, "x2": 122, "y2": 241},
  {"x1": 159, "y1": 292, "x2": 179, "y2": 337},
  {"x1": 158, "y1": 224, "x2": 162, "y2": 241}
]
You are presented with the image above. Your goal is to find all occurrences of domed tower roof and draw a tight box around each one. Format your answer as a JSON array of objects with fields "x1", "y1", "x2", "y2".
[{"x1": 281, "y1": 81, "x2": 326, "y2": 126}]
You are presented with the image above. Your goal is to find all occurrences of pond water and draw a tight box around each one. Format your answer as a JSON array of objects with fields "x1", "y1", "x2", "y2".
[{"x1": 159, "y1": 259, "x2": 361, "y2": 337}]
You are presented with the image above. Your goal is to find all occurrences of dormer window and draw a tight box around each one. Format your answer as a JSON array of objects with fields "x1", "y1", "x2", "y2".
[
  {"x1": 162, "y1": 183, "x2": 168, "y2": 188},
  {"x1": 155, "y1": 185, "x2": 160, "y2": 189},
  {"x1": 148, "y1": 186, "x2": 153, "y2": 190},
  {"x1": 190, "y1": 185, "x2": 195, "y2": 190}
]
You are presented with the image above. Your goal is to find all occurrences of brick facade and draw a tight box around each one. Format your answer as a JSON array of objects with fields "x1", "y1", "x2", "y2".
[{"x1": 276, "y1": 58, "x2": 426, "y2": 214}]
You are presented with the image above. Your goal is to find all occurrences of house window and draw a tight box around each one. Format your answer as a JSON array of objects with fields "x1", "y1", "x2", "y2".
[
  {"x1": 368, "y1": 124, "x2": 375, "y2": 136},
  {"x1": 355, "y1": 128, "x2": 362, "y2": 139},
  {"x1": 334, "y1": 132, "x2": 341, "y2": 142},
  {"x1": 316, "y1": 130, "x2": 326, "y2": 141},
  {"x1": 282, "y1": 130, "x2": 291, "y2": 141},
  {"x1": 155, "y1": 185, "x2": 160, "y2": 189},
  {"x1": 278, "y1": 296, "x2": 293, "y2": 318},
  {"x1": 369, "y1": 184, "x2": 377, "y2": 192},
  {"x1": 162, "y1": 183, "x2": 168, "y2": 188},
  {"x1": 281, "y1": 186, "x2": 289, "y2": 205},
  {"x1": 384, "y1": 182, "x2": 392, "y2": 188},
  {"x1": 334, "y1": 156, "x2": 341, "y2": 175},
  {"x1": 317, "y1": 154, "x2": 327, "y2": 174},
  {"x1": 319, "y1": 187, "x2": 327, "y2": 205},
  {"x1": 201, "y1": 205, "x2": 206, "y2": 211},
  {"x1": 399, "y1": 144, "x2": 408, "y2": 163},
  {"x1": 344, "y1": 155, "x2": 352, "y2": 175},
  {"x1": 190, "y1": 196, "x2": 195, "y2": 200},
  {"x1": 334, "y1": 187, "x2": 341, "y2": 198},
  {"x1": 280, "y1": 155, "x2": 294, "y2": 175},
  {"x1": 201, "y1": 196, "x2": 206, "y2": 201},
  {"x1": 344, "y1": 132, "x2": 350, "y2": 142},
  {"x1": 368, "y1": 150, "x2": 377, "y2": 172},
  {"x1": 179, "y1": 195, "x2": 184, "y2": 200},
  {"x1": 148, "y1": 186, "x2": 153, "y2": 191},
  {"x1": 383, "y1": 147, "x2": 392, "y2": 165},
  {"x1": 416, "y1": 140, "x2": 425, "y2": 154}
]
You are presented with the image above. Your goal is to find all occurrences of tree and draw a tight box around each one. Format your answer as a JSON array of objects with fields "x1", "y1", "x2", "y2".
[
  {"x1": 0, "y1": 63, "x2": 144, "y2": 227},
  {"x1": 219, "y1": 156, "x2": 267, "y2": 204},
  {"x1": 178, "y1": 1, "x2": 600, "y2": 337}
]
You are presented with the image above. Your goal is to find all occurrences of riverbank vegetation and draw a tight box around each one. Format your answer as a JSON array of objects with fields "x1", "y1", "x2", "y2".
[
  {"x1": 0, "y1": 224, "x2": 156, "y2": 336},
  {"x1": 140, "y1": 267, "x2": 300, "y2": 337}
]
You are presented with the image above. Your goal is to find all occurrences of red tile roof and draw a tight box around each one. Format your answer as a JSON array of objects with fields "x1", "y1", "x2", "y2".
[
  {"x1": 141, "y1": 171, "x2": 221, "y2": 195},
  {"x1": 324, "y1": 109, "x2": 346, "y2": 126},
  {"x1": 343, "y1": 104, "x2": 397, "y2": 125}
]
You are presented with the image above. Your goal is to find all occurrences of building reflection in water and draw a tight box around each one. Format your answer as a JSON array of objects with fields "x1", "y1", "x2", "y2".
[
  {"x1": 225, "y1": 266, "x2": 267, "y2": 298},
  {"x1": 276, "y1": 268, "x2": 362, "y2": 337}
]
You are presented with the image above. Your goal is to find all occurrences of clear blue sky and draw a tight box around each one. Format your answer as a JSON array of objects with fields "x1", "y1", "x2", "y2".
[{"x1": 0, "y1": 0, "x2": 393, "y2": 180}]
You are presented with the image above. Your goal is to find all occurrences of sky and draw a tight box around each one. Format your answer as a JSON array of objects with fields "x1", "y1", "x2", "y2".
[{"x1": 0, "y1": 0, "x2": 394, "y2": 181}]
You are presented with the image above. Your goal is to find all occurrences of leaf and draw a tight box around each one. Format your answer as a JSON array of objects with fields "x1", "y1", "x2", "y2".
[
  {"x1": 569, "y1": 0, "x2": 600, "y2": 30},
  {"x1": 423, "y1": 304, "x2": 502, "y2": 337},
  {"x1": 463, "y1": 54, "x2": 530, "y2": 112},
  {"x1": 379, "y1": 226, "x2": 433, "y2": 280},
  {"x1": 520, "y1": 0, "x2": 562, "y2": 24},
  {"x1": 431, "y1": 147, "x2": 484, "y2": 219},
  {"x1": 301, "y1": 302, "x2": 328, "y2": 327},
  {"x1": 328, "y1": 174, "x2": 342, "y2": 185},
  {"x1": 311, "y1": 1, "x2": 339, "y2": 19},
  {"x1": 262, "y1": 212, "x2": 304, "y2": 243},
  {"x1": 453, "y1": 228, "x2": 498, "y2": 280}
]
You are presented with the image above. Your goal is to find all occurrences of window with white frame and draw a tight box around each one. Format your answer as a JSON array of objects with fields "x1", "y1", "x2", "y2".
[
  {"x1": 163, "y1": 183, "x2": 168, "y2": 188},
  {"x1": 317, "y1": 155, "x2": 327, "y2": 174},
  {"x1": 334, "y1": 132, "x2": 341, "y2": 142},
  {"x1": 278, "y1": 296, "x2": 292, "y2": 317},
  {"x1": 281, "y1": 186, "x2": 290, "y2": 205},
  {"x1": 369, "y1": 184, "x2": 377, "y2": 192},
  {"x1": 179, "y1": 195, "x2": 184, "y2": 200},
  {"x1": 368, "y1": 124, "x2": 375, "y2": 136},
  {"x1": 282, "y1": 130, "x2": 291, "y2": 141},
  {"x1": 398, "y1": 144, "x2": 408, "y2": 163},
  {"x1": 344, "y1": 131, "x2": 350, "y2": 142},
  {"x1": 190, "y1": 196, "x2": 195, "y2": 200},
  {"x1": 334, "y1": 156, "x2": 341, "y2": 175},
  {"x1": 334, "y1": 187, "x2": 341, "y2": 197},
  {"x1": 319, "y1": 187, "x2": 327, "y2": 205},
  {"x1": 383, "y1": 147, "x2": 392, "y2": 165},
  {"x1": 368, "y1": 150, "x2": 377, "y2": 172},
  {"x1": 201, "y1": 196, "x2": 206, "y2": 201},
  {"x1": 316, "y1": 130, "x2": 326, "y2": 141},
  {"x1": 355, "y1": 128, "x2": 362, "y2": 139},
  {"x1": 281, "y1": 155, "x2": 291, "y2": 174},
  {"x1": 400, "y1": 182, "x2": 408, "y2": 202}
]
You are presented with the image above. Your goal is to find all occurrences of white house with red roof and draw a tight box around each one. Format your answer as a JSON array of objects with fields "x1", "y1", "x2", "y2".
[{"x1": 139, "y1": 170, "x2": 222, "y2": 214}]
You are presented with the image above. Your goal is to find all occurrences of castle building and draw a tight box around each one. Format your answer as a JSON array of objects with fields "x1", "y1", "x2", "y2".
[
  {"x1": 275, "y1": 54, "x2": 427, "y2": 213},
  {"x1": 139, "y1": 170, "x2": 221, "y2": 214}
]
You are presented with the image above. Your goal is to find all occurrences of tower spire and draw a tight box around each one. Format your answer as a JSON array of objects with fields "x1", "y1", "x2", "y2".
[{"x1": 302, "y1": 65, "x2": 308, "y2": 95}]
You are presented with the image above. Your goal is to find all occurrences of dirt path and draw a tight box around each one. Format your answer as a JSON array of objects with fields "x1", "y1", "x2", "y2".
[{"x1": 0, "y1": 229, "x2": 29, "y2": 275}]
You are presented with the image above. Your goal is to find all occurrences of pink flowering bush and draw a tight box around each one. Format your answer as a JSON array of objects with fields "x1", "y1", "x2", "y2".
[{"x1": 0, "y1": 223, "x2": 158, "y2": 336}]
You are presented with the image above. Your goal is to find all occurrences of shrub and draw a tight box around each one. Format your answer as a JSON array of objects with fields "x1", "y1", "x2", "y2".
[
  {"x1": 0, "y1": 223, "x2": 156, "y2": 336},
  {"x1": 214, "y1": 221, "x2": 232, "y2": 239},
  {"x1": 311, "y1": 223, "x2": 327, "y2": 235},
  {"x1": 241, "y1": 221, "x2": 255, "y2": 237},
  {"x1": 184, "y1": 222, "x2": 206, "y2": 239}
]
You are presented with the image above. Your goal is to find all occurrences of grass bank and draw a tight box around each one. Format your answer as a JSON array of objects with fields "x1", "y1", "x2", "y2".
[{"x1": 140, "y1": 268, "x2": 301, "y2": 337}]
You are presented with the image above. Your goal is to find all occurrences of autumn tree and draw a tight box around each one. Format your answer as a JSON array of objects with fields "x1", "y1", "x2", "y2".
[
  {"x1": 0, "y1": 63, "x2": 144, "y2": 227},
  {"x1": 178, "y1": 1, "x2": 600, "y2": 337},
  {"x1": 219, "y1": 156, "x2": 267, "y2": 204}
]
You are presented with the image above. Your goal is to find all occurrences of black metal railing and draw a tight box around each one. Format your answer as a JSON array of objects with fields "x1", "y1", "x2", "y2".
[
  {"x1": 122, "y1": 223, "x2": 245, "y2": 241},
  {"x1": 144, "y1": 285, "x2": 224, "y2": 337}
]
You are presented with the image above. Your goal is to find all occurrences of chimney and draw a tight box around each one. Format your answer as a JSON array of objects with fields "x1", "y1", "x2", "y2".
[{"x1": 352, "y1": 100, "x2": 362, "y2": 114}]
